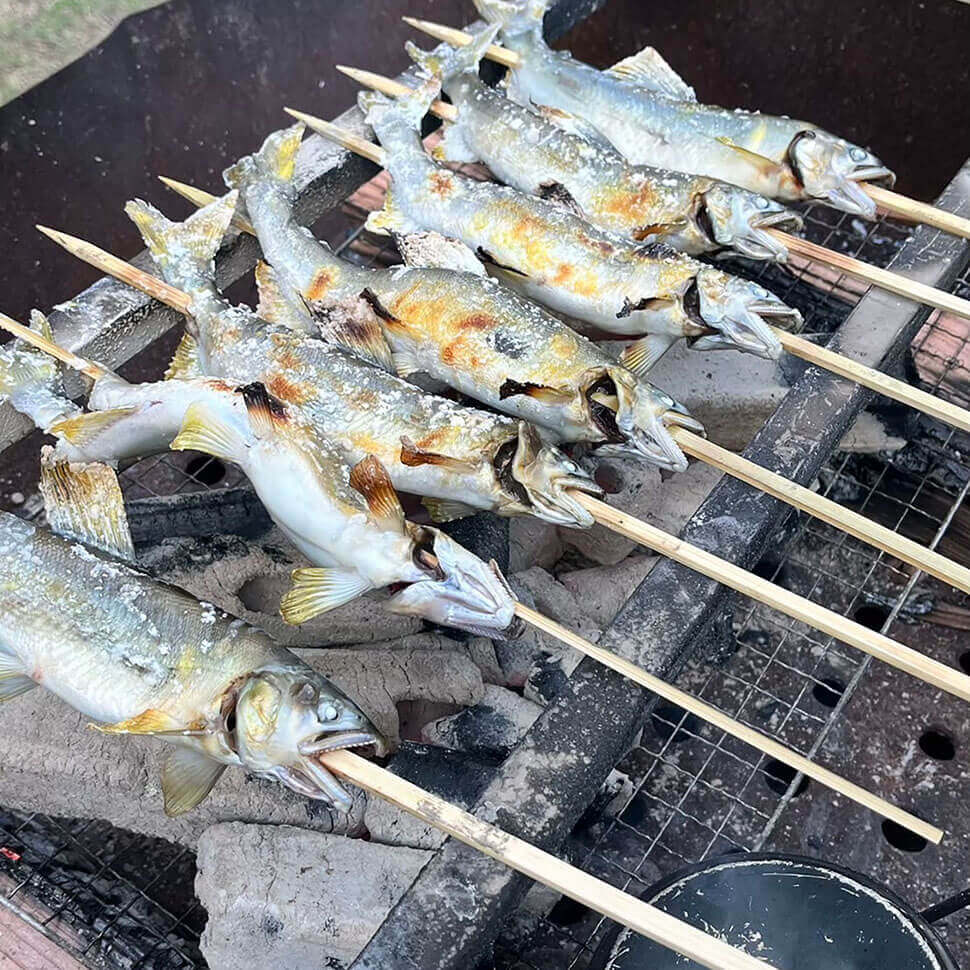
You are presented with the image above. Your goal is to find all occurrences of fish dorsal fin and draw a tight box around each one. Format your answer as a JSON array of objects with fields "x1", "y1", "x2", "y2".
[
  {"x1": 39, "y1": 448, "x2": 135, "y2": 562},
  {"x1": 238, "y1": 381, "x2": 289, "y2": 439},
  {"x1": 618, "y1": 334, "x2": 677, "y2": 377},
  {"x1": 396, "y1": 231, "x2": 486, "y2": 276},
  {"x1": 499, "y1": 378, "x2": 572, "y2": 404},
  {"x1": 165, "y1": 332, "x2": 203, "y2": 380},
  {"x1": 421, "y1": 497, "x2": 477, "y2": 523},
  {"x1": 536, "y1": 181, "x2": 586, "y2": 219},
  {"x1": 317, "y1": 298, "x2": 396, "y2": 371},
  {"x1": 607, "y1": 46, "x2": 696, "y2": 101},
  {"x1": 280, "y1": 567, "x2": 374, "y2": 625},
  {"x1": 254, "y1": 260, "x2": 316, "y2": 333},
  {"x1": 399, "y1": 436, "x2": 478, "y2": 473},
  {"x1": 160, "y1": 747, "x2": 227, "y2": 817},
  {"x1": 533, "y1": 103, "x2": 616, "y2": 151},
  {"x1": 29, "y1": 309, "x2": 54, "y2": 343},
  {"x1": 349, "y1": 454, "x2": 405, "y2": 529},
  {"x1": 714, "y1": 137, "x2": 782, "y2": 176}
]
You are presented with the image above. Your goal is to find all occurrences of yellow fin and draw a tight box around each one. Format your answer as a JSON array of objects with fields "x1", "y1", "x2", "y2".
[
  {"x1": 224, "y1": 122, "x2": 305, "y2": 190},
  {"x1": 255, "y1": 260, "x2": 315, "y2": 333},
  {"x1": 39, "y1": 449, "x2": 134, "y2": 561},
  {"x1": 399, "y1": 437, "x2": 477, "y2": 474},
  {"x1": 618, "y1": 334, "x2": 677, "y2": 376},
  {"x1": 161, "y1": 747, "x2": 226, "y2": 817},
  {"x1": 421, "y1": 497, "x2": 477, "y2": 523},
  {"x1": 237, "y1": 382, "x2": 289, "y2": 439},
  {"x1": 280, "y1": 567, "x2": 373, "y2": 625},
  {"x1": 714, "y1": 137, "x2": 782, "y2": 176},
  {"x1": 92, "y1": 708, "x2": 183, "y2": 735},
  {"x1": 498, "y1": 378, "x2": 572, "y2": 404},
  {"x1": 364, "y1": 187, "x2": 414, "y2": 236},
  {"x1": 349, "y1": 455, "x2": 405, "y2": 529},
  {"x1": 171, "y1": 401, "x2": 246, "y2": 463},
  {"x1": 165, "y1": 332, "x2": 202, "y2": 380},
  {"x1": 49, "y1": 406, "x2": 138, "y2": 446}
]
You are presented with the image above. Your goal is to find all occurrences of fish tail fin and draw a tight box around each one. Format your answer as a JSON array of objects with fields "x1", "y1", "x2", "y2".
[
  {"x1": 170, "y1": 398, "x2": 248, "y2": 464},
  {"x1": 358, "y1": 74, "x2": 441, "y2": 132},
  {"x1": 125, "y1": 192, "x2": 238, "y2": 293},
  {"x1": 223, "y1": 123, "x2": 305, "y2": 202},
  {"x1": 473, "y1": 0, "x2": 547, "y2": 36},
  {"x1": 0, "y1": 310, "x2": 61, "y2": 401},
  {"x1": 364, "y1": 185, "x2": 416, "y2": 236},
  {"x1": 406, "y1": 23, "x2": 500, "y2": 82}
]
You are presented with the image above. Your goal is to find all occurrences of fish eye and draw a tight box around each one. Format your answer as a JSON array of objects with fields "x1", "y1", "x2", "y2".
[
  {"x1": 754, "y1": 196, "x2": 770, "y2": 210},
  {"x1": 849, "y1": 147, "x2": 868, "y2": 162},
  {"x1": 320, "y1": 702, "x2": 340, "y2": 722}
]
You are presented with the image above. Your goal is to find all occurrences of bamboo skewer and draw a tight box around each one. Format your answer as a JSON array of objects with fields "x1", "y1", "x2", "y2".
[
  {"x1": 323, "y1": 749, "x2": 776, "y2": 970},
  {"x1": 160, "y1": 174, "x2": 970, "y2": 598},
  {"x1": 336, "y1": 62, "x2": 970, "y2": 325},
  {"x1": 402, "y1": 16, "x2": 970, "y2": 243},
  {"x1": 290, "y1": 104, "x2": 970, "y2": 440},
  {"x1": 0, "y1": 312, "x2": 108, "y2": 381},
  {"x1": 0, "y1": 299, "x2": 943, "y2": 843}
]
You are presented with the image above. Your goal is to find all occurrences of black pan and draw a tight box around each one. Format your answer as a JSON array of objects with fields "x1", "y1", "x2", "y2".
[{"x1": 589, "y1": 853, "x2": 957, "y2": 970}]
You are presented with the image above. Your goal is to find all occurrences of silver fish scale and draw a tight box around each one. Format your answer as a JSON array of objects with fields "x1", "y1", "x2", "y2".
[{"x1": 0, "y1": 513, "x2": 281, "y2": 726}]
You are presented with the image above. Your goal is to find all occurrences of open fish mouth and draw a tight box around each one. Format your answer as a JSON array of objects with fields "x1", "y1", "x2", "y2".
[
  {"x1": 735, "y1": 208, "x2": 805, "y2": 262},
  {"x1": 702, "y1": 185, "x2": 802, "y2": 263},
  {"x1": 299, "y1": 730, "x2": 387, "y2": 757}
]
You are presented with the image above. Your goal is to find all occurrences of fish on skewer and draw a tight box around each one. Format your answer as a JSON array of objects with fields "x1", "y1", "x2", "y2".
[
  {"x1": 220, "y1": 123, "x2": 700, "y2": 469},
  {"x1": 107, "y1": 191, "x2": 601, "y2": 527},
  {"x1": 0, "y1": 453, "x2": 385, "y2": 814},
  {"x1": 459, "y1": 0, "x2": 894, "y2": 219},
  {"x1": 0, "y1": 320, "x2": 520, "y2": 637},
  {"x1": 171, "y1": 381, "x2": 519, "y2": 634},
  {"x1": 391, "y1": 27, "x2": 801, "y2": 261},
  {"x1": 293, "y1": 78, "x2": 801, "y2": 363}
]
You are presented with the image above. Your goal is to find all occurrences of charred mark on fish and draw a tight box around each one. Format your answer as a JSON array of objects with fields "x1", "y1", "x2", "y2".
[
  {"x1": 536, "y1": 180, "x2": 585, "y2": 218},
  {"x1": 617, "y1": 295, "x2": 677, "y2": 319},
  {"x1": 475, "y1": 247, "x2": 528, "y2": 278},
  {"x1": 585, "y1": 377, "x2": 626, "y2": 443},
  {"x1": 694, "y1": 199, "x2": 718, "y2": 246},
  {"x1": 237, "y1": 382, "x2": 288, "y2": 421},
  {"x1": 492, "y1": 437, "x2": 532, "y2": 507},
  {"x1": 784, "y1": 130, "x2": 816, "y2": 189},
  {"x1": 491, "y1": 330, "x2": 528, "y2": 359},
  {"x1": 360, "y1": 287, "x2": 400, "y2": 323}
]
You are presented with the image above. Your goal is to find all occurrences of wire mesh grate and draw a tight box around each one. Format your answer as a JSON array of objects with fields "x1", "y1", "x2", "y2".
[{"x1": 2, "y1": 171, "x2": 967, "y2": 969}]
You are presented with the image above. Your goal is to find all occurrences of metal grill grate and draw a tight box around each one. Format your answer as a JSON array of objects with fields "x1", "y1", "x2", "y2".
[{"x1": 2, "y1": 187, "x2": 967, "y2": 969}]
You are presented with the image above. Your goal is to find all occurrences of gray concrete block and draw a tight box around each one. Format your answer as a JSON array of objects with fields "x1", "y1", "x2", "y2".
[{"x1": 196, "y1": 822, "x2": 431, "y2": 970}]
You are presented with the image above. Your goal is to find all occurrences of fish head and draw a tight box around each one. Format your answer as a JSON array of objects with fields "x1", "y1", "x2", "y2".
[
  {"x1": 388, "y1": 523, "x2": 522, "y2": 638},
  {"x1": 699, "y1": 184, "x2": 802, "y2": 262},
  {"x1": 688, "y1": 268, "x2": 799, "y2": 359},
  {"x1": 504, "y1": 422, "x2": 601, "y2": 527},
  {"x1": 233, "y1": 666, "x2": 386, "y2": 809},
  {"x1": 786, "y1": 129, "x2": 894, "y2": 218},
  {"x1": 602, "y1": 368, "x2": 697, "y2": 471}
]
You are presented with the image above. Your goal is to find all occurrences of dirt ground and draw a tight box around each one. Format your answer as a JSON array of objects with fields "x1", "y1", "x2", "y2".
[{"x1": 0, "y1": 0, "x2": 169, "y2": 105}]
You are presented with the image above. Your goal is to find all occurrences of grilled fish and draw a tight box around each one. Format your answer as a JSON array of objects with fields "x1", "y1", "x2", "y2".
[
  {"x1": 354, "y1": 77, "x2": 800, "y2": 359},
  {"x1": 408, "y1": 27, "x2": 800, "y2": 262},
  {"x1": 474, "y1": 0, "x2": 894, "y2": 218},
  {"x1": 226, "y1": 124, "x2": 698, "y2": 468},
  {"x1": 124, "y1": 192, "x2": 599, "y2": 527},
  {"x1": 0, "y1": 454, "x2": 384, "y2": 815},
  {"x1": 171, "y1": 381, "x2": 518, "y2": 636}
]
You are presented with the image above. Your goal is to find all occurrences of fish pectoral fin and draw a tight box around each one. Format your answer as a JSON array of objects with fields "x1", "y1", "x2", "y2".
[
  {"x1": 349, "y1": 454, "x2": 406, "y2": 529},
  {"x1": 0, "y1": 649, "x2": 36, "y2": 702},
  {"x1": 39, "y1": 449, "x2": 135, "y2": 562},
  {"x1": 160, "y1": 747, "x2": 227, "y2": 817},
  {"x1": 619, "y1": 334, "x2": 678, "y2": 376},
  {"x1": 170, "y1": 400, "x2": 246, "y2": 463},
  {"x1": 49, "y1": 406, "x2": 139, "y2": 446},
  {"x1": 92, "y1": 708, "x2": 186, "y2": 735},
  {"x1": 606, "y1": 46, "x2": 696, "y2": 101},
  {"x1": 392, "y1": 349, "x2": 422, "y2": 379},
  {"x1": 536, "y1": 181, "x2": 586, "y2": 219},
  {"x1": 421, "y1": 497, "x2": 477, "y2": 523},
  {"x1": 396, "y1": 231, "x2": 486, "y2": 276},
  {"x1": 616, "y1": 295, "x2": 677, "y2": 319},
  {"x1": 498, "y1": 379, "x2": 572, "y2": 404},
  {"x1": 714, "y1": 137, "x2": 782, "y2": 176},
  {"x1": 318, "y1": 296, "x2": 396, "y2": 371},
  {"x1": 255, "y1": 261, "x2": 315, "y2": 334},
  {"x1": 532, "y1": 103, "x2": 616, "y2": 151},
  {"x1": 164, "y1": 332, "x2": 203, "y2": 380},
  {"x1": 399, "y1": 436, "x2": 478, "y2": 473},
  {"x1": 280, "y1": 567, "x2": 374, "y2": 625},
  {"x1": 364, "y1": 186, "x2": 415, "y2": 236}
]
